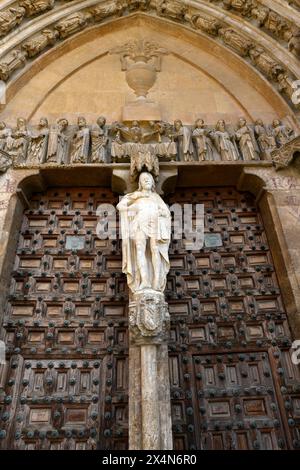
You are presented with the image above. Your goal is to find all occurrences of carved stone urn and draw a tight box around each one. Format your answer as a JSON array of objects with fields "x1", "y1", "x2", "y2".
[
  {"x1": 111, "y1": 39, "x2": 168, "y2": 120},
  {"x1": 126, "y1": 59, "x2": 157, "y2": 99}
]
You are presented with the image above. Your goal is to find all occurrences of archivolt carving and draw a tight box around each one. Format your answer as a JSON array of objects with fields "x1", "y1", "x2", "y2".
[
  {"x1": 0, "y1": 0, "x2": 299, "y2": 46},
  {"x1": 0, "y1": 1, "x2": 299, "y2": 112},
  {"x1": 289, "y1": 0, "x2": 300, "y2": 11}
]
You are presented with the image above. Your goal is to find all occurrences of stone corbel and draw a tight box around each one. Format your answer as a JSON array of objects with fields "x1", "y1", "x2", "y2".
[{"x1": 271, "y1": 135, "x2": 300, "y2": 170}]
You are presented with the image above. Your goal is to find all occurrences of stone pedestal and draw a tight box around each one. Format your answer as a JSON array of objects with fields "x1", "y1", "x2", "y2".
[{"x1": 128, "y1": 289, "x2": 173, "y2": 450}]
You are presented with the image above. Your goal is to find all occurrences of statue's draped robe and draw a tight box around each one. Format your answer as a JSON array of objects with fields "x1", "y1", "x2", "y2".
[
  {"x1": 91, "y1": 127, "x2": 107, "y2": 163},
  {"x1": 212, "y1": 130, "x2": 238, "y2": 161},
  {"x1": 235, "y1": 125, "x2": 259, "y2": 160},
  {"x1": 192, "y1": 127, "x2": 215, "y2": 161},
  {"x1": 177, "y1": 125, "x2": 194, "y2": 160},
  {"x1": 27, "y1": 128, "x2": 49, "y2": 164},
  {"x1": 118, "y1": 192, "x2": 171, "y2": 293},
  {"x1": 47, "y1": 127, "x2": 69, "y2": 164},
  {"x1": 71, "y1": 127, "x2": 90, "y2": 163}
]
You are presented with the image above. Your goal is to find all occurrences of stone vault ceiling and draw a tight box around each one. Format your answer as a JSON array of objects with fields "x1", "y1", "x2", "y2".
[{"x1": 0, "y1": 0, "x2": 299, "y2": 116}]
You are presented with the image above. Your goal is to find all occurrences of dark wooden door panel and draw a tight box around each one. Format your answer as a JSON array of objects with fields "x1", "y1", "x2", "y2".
[
  {"x1": 0, "y1": 188, "x2": 128, "y2": 450},
  {"x1": 166, "y1": 188, "x2": 300, "y2": 450}
]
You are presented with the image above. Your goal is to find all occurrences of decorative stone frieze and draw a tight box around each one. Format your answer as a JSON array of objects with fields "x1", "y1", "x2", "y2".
[{"x1": 0, "y1": 117, "x2": 295, "y2": 170}]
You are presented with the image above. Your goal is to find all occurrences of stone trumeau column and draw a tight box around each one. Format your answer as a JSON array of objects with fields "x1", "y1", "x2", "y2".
[
  {"x1": 116, "y1": 171, "x2": 173, "y2": 450},
  {"x1": 128, "y1": 290, "x2": 172, "y2": 449}
]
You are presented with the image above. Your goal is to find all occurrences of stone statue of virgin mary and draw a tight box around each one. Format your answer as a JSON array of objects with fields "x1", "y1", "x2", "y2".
[{"x1": 117, "y1": 172, "x2": 171, "y2": 294}]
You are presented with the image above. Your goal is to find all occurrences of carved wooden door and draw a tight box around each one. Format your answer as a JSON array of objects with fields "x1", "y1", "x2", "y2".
[
  {"x1": 0, "y1": 188, "x2": 129, "y2": 450},
  {"x1": 166, "y1": 187, "x2": 300, "y2": 450}
]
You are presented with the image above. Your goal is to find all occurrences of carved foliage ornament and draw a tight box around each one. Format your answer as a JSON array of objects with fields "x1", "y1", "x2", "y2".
[{"x1": 271, "y1": 135, "x2": 300, "y2": 170}]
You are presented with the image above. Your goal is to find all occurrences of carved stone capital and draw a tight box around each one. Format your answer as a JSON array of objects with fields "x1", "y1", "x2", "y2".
[
  {"x1": 129, "y1": 289, "x2": 170, "y2": 344},
  {"x1": 271, "y1": 135, "x2": 300, "y2": 170}
]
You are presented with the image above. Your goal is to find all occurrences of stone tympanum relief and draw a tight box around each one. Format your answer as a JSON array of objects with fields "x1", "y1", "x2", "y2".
[
  {"x1": 254, "y1": 119, "x2": 276, "y2": 158},
  {"x1": 0, "y1": 116, "x2": 297, "y2": 172}
]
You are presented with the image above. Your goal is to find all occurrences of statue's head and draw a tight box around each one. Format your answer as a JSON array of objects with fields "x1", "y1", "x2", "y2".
[
  {"x1": 15, "y1": 7, "x2": 25, "y2": 18},
  {"x1": 42, "y1": 29, "x2": 53, "y2": 38},
  {"x1": 39, "y1": 117, "x2": 48, "y2": 128},
  {"x1": 174, "y1": 119, "x2": 182, "y2": 131},
  {"x1": 97, "y1": 116, "x2": 106, "y2": 127},
  {"x1": 255, "y1": 119, "x2": 263, "y2": 126},
  {"x1": 138, "y1": 172, "x2": 155, "y2": 192},
  {"x1": 238, "y1": 117, "x2": 246, "y2": 128},
  {"x1": 57, "y1": 118, "x2": 68, "y2": 130},
  {"x1": 273, "y1": 119, "x2": 280, "y2": 128},
  {"x1": 78, "y1": 116, "x2": 86, "y2": 128},
  {"x1": 216, "y1": 119, "x2": 225, "y2": 131},
  {"x1": 195, "y1": 118, "x2": 204, "y2": 128},
  {"x1": 0, "y1": 122, "x2": 6, "y2": 130},
  {"x1": 17, "y1": 117, "x2": 26, "y2": 128}
]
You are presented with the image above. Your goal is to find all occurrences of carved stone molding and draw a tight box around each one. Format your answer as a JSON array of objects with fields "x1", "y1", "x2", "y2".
[{"x1": 271, "y1": 134, "x2": 300, "y2": 169}]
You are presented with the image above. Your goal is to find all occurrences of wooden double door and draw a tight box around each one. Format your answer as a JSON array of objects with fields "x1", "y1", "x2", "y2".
[{"x1": 0, "y1": 186, "x2": 299, "y2": 450}]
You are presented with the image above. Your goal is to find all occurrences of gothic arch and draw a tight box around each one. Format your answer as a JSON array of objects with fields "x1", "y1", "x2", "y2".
[
  {"x1": 0, "y1": 13, "x2": 297, "y2": 127},
  {"x1": 0, "y1": 2, "x2": 299, "y2": 119}
]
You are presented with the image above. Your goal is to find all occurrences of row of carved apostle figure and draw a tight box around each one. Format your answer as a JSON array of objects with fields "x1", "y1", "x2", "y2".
[{"x1": 0, "y1": 116, "x2": 295, "y2": 165}]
